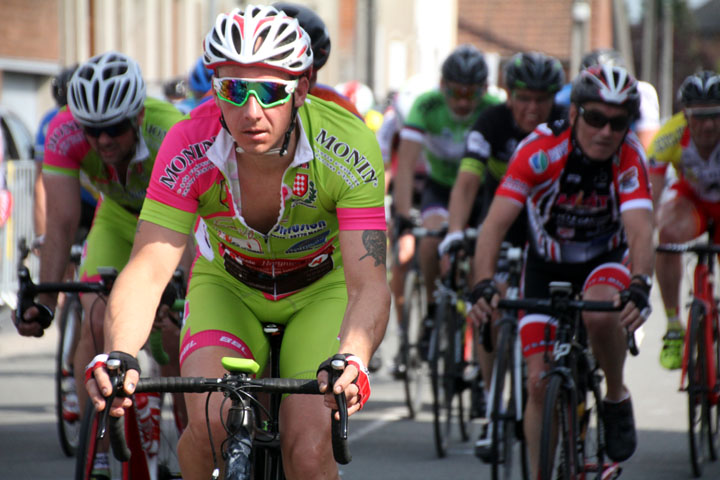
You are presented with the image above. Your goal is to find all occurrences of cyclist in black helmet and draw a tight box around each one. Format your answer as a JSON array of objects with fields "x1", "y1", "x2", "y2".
[
  {"x1": 649, "y1": 70, "x2": 720, "y2": 370},
  {"x1": 439, "y1": 52, "x2": 567, "y2": 456},
  {"x1": 391, "y1": 45, "x2": 503, "y2": 370}
]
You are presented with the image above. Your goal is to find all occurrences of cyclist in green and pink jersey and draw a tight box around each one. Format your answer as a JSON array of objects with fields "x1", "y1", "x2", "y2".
[
  {"x1": 86, "y1": 6, "x2": 390, "y2": 479},
  {"x1": 15, "y1": 52, "x2": 187, "y2": 435}
]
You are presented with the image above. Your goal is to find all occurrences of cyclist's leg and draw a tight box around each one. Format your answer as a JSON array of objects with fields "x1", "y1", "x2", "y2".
[
  {"x1": 175, "y1": 261, "x2": 270, "y2": 479},
  {"x1": 418, "y1": 180, "x2": 450, "y2": 304},
  {"x1": 519, "y1": 317, "x2": 554, "y2": 479},
  {"x1": 582, "y1": 260, "x2": 637, "y2": 462},
  {"x1": 656, "y1": 183, "x2": 704, "y2": 368},
  {"x1": 278, "y1": 272, "x2": 346, "y2": 479},
  {"x1": 74, "y1": 198, "x2": 135, "y2": 415}
]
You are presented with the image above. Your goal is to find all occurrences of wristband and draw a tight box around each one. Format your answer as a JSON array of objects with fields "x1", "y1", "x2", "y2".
[{"x1": 85, "y1": 353, "x2": 109, "y2": 384}]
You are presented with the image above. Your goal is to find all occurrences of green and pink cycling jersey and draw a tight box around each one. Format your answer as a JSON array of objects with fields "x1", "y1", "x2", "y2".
[
  {"x1": 42, "y1": 97, "x2": 186, "y2": 281},
  {"x1": 141, "y1": 96, "x2": 386, "y2": 373}
]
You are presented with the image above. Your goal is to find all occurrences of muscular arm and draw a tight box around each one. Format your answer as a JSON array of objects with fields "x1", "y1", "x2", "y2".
[
  {"x1": 622, "y1": 208, "x2": 655, "y2": 278},
  {"x1": 103, "y1": 220, "x2": 188, "y2": 357},
  {"x1": 447, "y1": 170, "x2": 482, "y2": 232},
  {"x1": 38, "y1": 173, "x2": 81, "y2": 308},
  {"x1": 472, "y1": 196, "x2": 523, "y2": 282},
  {"x1": 337, "y1": 229, "x2": 391, "y2": 364},
  {"x1": 393, "y1": 138, "x2": 423, "y2": 217}
]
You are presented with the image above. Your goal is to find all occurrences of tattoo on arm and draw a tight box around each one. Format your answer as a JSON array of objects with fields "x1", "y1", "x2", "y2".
[
  {"x1": 135, "y1": 219, "x2": 144, "y2": 235},
  {"x1": 358, "y1": 231, "x2": 386, "y2": 267}
]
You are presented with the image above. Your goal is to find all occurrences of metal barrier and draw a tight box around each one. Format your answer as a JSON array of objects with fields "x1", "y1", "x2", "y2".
[{"x1": 0, "y1": 160, "x2": 38, "y2": 307}]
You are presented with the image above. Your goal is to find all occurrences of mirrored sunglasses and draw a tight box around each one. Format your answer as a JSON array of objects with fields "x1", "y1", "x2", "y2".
[
  {"x1": 82, "y1": 119, "x2": 134, "y2": 138},
  {"x1": 579, "y1": 106, "x2": 631, "y2": 132},
  {"x1": 213, "y1": 77, "x2": 298, "y2": 109}
]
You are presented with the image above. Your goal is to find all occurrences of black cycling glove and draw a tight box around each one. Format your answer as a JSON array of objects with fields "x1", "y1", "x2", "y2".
[
  {"x1": 393, "y1": 215, "x2": 415, "y2": 239},
  {"x1": 469, "y1": 278, "x2": 499, "y2": 305},
  {"x1": 621, "y1": 281, "x2": 652, "y2": 318}
]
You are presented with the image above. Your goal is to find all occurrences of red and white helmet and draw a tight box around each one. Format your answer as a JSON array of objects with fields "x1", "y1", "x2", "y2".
[
  {"x1": 570, "y1": 65, "x2": 640, "y2": 117},
  {"x1": 203, "y1": 5, "x2": 313, "y2": 75}
]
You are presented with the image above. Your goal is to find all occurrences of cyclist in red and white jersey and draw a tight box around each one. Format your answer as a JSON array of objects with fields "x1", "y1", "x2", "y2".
[
  {"x1": 648, "y1": 71, "x2": 720, "y2": 370},
  {"x1": 86, "y1": 6, "x2": 389, "y2": 479},
  {"x1": 469, "y1": 65, "x2": 654, "y2": 476}
]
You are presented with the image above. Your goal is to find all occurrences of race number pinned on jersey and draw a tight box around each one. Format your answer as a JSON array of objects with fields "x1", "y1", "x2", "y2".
[
  {"x1": 293, "y1": 173, "x2": 309, "y2": 197},
  {"x1": 0, "y1": 189, "x2": 13, "y2": 227}
]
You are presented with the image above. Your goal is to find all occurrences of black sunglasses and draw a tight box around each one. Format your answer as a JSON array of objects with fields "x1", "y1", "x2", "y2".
[
  {"x1": 579, "y1": 106, "x2": 631, "y2": 132},
  {"x1": 82, "y1": 119, "x2": 134, "y2": 138}
]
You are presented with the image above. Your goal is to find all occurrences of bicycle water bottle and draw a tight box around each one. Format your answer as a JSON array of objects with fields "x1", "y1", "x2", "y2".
[{"x1": 135, "y1": 391, "x2": 161, "y2": 455}]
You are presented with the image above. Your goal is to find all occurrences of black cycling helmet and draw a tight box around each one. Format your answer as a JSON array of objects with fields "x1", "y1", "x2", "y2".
[
  {"x1": 580, "y1": 48, "x2": 626, "y2": 70},
  {"x1": 504, "y1": 52, "x2": 565, "y2": 93},
  {"x1": 273, "y1": 2, "x2": 331, "y2": 71},
  {"x1": 51, "y1": 64, "x2": 78, "y2": 108},
  {"x1": 677, "y1": 71, "x2": 720, "y2": 106},
  {"x1": 442, "y1": 44, "x2": 488, "y2": 85},
  {"x1": 570, "y1": 65, "x2": 640, "y2": 118}
]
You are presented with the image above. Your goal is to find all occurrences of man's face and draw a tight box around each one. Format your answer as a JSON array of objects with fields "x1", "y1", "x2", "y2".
[
  {"x1": 569, "y1": 102, "x2": 631, "y2": 161},
  {"x1": 508, "y1": 88, "x2": 555, "y2": 133},
  {"x1": 442, "y1": 80, "x2": 485, "y2": 119},
  {"x1": 684, "y1": 104, "x2": 720, "y2": 153},
  {"x1": 214, "y1": 65, "x2": 309, "y2": 155},
  {"x1": 82, "y1": 114, "x2": 142, "y2": 167}
]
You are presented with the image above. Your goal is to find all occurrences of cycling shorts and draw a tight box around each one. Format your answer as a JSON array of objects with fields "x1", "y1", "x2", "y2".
[
  {"x1": 518, "y1": 248, "x2": 630, "y2": 358},
  {"x1": 668, "y1": 180, "x2": 720, "y2": 242},
  {"x1": 420, "y1": 178, "x2": 483, "y2": 226},
  {"x1": 78, "y1": 196, "x2": 137, "y2": 282},
  {"x1": 179, "y1": 255, "x2": 346, "y2": 379}
]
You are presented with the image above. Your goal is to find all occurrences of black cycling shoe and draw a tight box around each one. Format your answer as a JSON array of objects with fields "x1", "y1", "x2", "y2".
[
  {"x1": 368, "y1": 353, "x2": 382, "y2": 373},
  {"x1": 388, "y1": 353, "x2": 407, "y2": 380},
  {"x1": 602, "y1": 396, "x2": 637, "y2": 462},
  {"x1": 474, "y1": 422, "x2": 503, "y2": 463}
]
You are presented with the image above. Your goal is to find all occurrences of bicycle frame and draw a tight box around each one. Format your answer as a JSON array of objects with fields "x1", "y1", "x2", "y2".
[{"x1": 680, "y1": 250, "x2": 720, "y2": 404}]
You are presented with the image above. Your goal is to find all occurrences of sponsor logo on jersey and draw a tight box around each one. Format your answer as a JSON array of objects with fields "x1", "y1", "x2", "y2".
[
  {"x1": 309, "y1": 253, "x2": 329, "y2": 267},
  {"x1": 218, "y1": 230, "x2": 263, "y2": 253},
  {"x1": 315, "y1": 129, "x2": 379, "y2": 186},
  {"x1": 291, "y1": 179, "x2": 317, "y2": 209},
  {"x1": 159, "y1": 138, "x2": 215, "y2": 190},
  {"x1": 466, "y1": 130, "x2": 490, "y2": 158},
  {"x1": 293, "y1": 173, "x2": 308, "y2": 196},
  {"x1": 272, "y1": 220, "x2": 328, "y2": 239},
  {"x1": 547, "y1": 139, "x2": 569, "y2": 163},
  {"x1": 618, "y1": 166, "x2": 640, "y2": 194},
  {"x1": 285, "y1": 232, "x2": 330, "y2": 253},
  {"x1": 529, "y1": 151, "x2": 549, "y2": 174}
]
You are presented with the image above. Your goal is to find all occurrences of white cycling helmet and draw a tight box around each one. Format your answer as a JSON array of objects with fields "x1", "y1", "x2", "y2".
[
  {"x1": 67, "y1": 51, "x2": 146, "y2": 127},
  {"x1": 203, "y1": 5, "x2": 313, "y2": 75}
]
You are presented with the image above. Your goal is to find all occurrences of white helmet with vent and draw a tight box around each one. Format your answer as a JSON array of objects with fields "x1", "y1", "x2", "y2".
[
  {"x1": 67, "y1": 51, "x2": 146, "y2": 127},
  {"x1": 203, "y1": 5, "x2": 313, "y2": 75}
]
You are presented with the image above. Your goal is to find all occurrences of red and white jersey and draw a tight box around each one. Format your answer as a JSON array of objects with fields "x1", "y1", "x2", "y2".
[{"x1": 496, "y1": 120, "x2": 652, "y2": 263}]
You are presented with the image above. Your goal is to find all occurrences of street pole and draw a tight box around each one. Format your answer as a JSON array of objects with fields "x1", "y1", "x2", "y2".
[
  {"x1": 660, "y1": 0, "x2": 674, "y2": 120},
  {"x1": 641, "y1": 0, "x2": 657, "y2": 83}
]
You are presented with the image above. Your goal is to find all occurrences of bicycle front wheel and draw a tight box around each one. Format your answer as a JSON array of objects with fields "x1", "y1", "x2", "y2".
[
  {"x1": 688, "y1": 300, "x2": 712, "y2": 477},
  {"x1": 401, "y1": 267, "x2": 428, "y2": 419},
  {"x1": 430, "y1": 296, "x2": 459, "y2": 458},
  {"x1": 55, "y1": 293, "x2": 82, "y2": 457},
  {"x1": 539, "y1": 374, "x2": 580, "y2": 480},
  {"x1": 490, "y1": 321, "x2": 529, "y2": 480}
]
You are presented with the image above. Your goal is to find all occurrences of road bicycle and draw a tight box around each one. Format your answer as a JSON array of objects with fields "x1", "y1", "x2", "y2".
[
  {"x1": 102, "y1": 324, "x2": 352, "y2": 480},
  {"x1": 475, "y1": 245, "x2": 529, "y2": 480},
  {"x1": 498, "y1": 282, "x2": 638, "y2": 480},
  {"x1": 428, "y1": 227, "x2": 479, "y2": 458},
  {"x1": 72, "y1": 272, "x2": 186, "y2": 480},
  {"x1": 657, "y1": 235, "x2": 720, "y2": 477}
]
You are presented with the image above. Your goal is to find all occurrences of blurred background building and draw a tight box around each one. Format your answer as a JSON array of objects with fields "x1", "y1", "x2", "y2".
[{"x1": 0, "y1": 0, "x2": 718, "y2": 162}]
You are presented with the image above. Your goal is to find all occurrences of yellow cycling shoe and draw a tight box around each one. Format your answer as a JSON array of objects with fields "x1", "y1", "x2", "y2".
[{"x1": 659, "y1": 328, "x2": 684, "y2": 370}]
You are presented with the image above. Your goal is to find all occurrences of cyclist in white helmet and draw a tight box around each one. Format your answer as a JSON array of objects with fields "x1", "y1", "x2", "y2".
[
  {"x1": 86, "y1": 6, "x2": 389, "y2": 479},
  {"x1": 15, "y1": 51, "x2": 187, "y2": 451}
]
